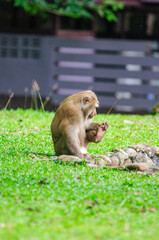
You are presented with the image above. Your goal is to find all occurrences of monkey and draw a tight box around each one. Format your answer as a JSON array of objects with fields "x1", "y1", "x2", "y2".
[{"x1": 51, "y1": 90, "x2": 108, "y2": 159}]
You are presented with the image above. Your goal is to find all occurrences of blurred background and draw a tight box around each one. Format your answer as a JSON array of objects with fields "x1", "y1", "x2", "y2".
[{"x1": 0, "y1": 0, "x2": 159, "y2": 113}]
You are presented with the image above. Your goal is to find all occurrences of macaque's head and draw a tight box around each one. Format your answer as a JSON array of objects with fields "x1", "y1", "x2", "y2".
[{"x1": 81, "y1": 91, "x2": 99, "y2": 118}]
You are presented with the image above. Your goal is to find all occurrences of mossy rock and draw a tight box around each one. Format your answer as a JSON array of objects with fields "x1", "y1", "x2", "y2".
[{"x1": 151, "y1": 103, "x2": 159, "y2": 115}]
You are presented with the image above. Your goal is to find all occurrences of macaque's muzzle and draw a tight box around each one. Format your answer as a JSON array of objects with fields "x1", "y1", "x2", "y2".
[{"x1": 89, "y1": 108, "x2": 96, "y2": 118}]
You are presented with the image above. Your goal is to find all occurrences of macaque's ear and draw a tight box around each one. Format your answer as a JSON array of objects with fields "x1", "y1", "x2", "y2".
[{"x1": 83, "y1": 96, "x2": 91, "y2": 105}]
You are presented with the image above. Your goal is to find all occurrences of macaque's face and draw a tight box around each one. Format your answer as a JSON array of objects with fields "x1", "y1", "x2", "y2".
[{"x1": 82, "y1": 92, "x2": 99, "y2": 118}]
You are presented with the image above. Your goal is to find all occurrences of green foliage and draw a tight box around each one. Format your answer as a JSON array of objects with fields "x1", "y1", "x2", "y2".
[
  {"x1": 151, "y1": 103, "x2": 159, "y2": 115},
  {"x1": 10, "y1": 0, "x2": 124, "y2": 21},
  {"x1": 0, "y1": 109, "x2": 159, "y2": 239}
]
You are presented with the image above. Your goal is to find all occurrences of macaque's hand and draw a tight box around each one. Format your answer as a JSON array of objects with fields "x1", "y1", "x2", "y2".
[{"x1": 86, "y1": 122, "x2": 108, "y2": 143}]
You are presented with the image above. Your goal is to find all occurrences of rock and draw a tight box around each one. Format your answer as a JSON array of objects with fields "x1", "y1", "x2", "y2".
[
  {"x1": 150, "y1": 167, "x2": 159, "y2": 173},
  {"x1": 58, "y1": 155, "x2": 82, "y2": 163},
  {"x1": 123, "y1": 148, "x2": 137, "y2": 159},
  {"x1": 93, "y1": 155, "x2": 106, "y2": 167},
  {"x1": 124, "y1": 158, "x2": 133, "y2": 166},
  {"x1": 102, "y1": 155, "x2": 112, "y2": 166},
  {"x1": 129, "y1": 143, "x2": 149, "y2": 152},
  {"x1": 57, "y1": 144, "x2": 159, "y2": 173},
  {"x1": 112, "y1": 149, "x2": 129, "y2": 165},
  {"x1": 135, "y1": 152, "x2": 145, "y2": 163},
  {"x1": 126, "y1": 163, "x2": 151, "y2": 171},
  {"x1": 93, "y1": 154, "x2": 111, "y2": 166},
  {"x1": 129, "y1": 143, "x2": 155, "y2": 157},
  {"x1": 152, "y1": 155, "x2": 159, "y2": 166},
  {"x1": 110, "y1": 156, "x2": 119, "y2": 166},
  {"x1": 135, "y1": 152, "x2": 153, "y2": 166},
  {"x1": 153, "y1": 146, "x2": 159, "y2": 156},
  {"x1": 146, "y1": 146, "x2": 156, "y2": 158},
  {"x1": 95, "y1": 159, "x2": 106, "y2": 167}
]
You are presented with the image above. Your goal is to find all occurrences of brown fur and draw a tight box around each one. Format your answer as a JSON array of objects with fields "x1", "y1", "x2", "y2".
[{"x1": 51, "y1": 91, "x2": 107, "y2": 159}]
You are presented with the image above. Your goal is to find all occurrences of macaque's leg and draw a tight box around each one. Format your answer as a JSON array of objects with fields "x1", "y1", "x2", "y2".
[
  {"x1": 85, "y1": 122, "x2": 99, "y2": 131},
  {"x1": 54, "y1": 135, "x2": 83, "y2": 159},
  {"x1": 86, "y1": 122, "x2": 108, "y2": 143},
  {"x1": 54, "y1": 136, "x2": 70, "y2": 156},
  {"x1": 63, "y1": 127, "x2": 84, "y2": 159},
  {"x1": 86, "y1": 122, "x2": 108, "y2": 131}
]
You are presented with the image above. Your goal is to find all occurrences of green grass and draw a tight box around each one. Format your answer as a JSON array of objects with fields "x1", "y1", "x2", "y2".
[{"x1": 0, "y1": 109, "x2": 159, "y2": 240}]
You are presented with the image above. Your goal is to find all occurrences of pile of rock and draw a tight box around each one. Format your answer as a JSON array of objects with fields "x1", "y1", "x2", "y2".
[{"x1": 57, "y1": 143, "x2": 159, "y2": 172}]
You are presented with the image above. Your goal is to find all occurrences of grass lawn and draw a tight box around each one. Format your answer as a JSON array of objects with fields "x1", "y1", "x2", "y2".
[{"x1": 0, "y1": 109, "x2": 159, "y2": 240}]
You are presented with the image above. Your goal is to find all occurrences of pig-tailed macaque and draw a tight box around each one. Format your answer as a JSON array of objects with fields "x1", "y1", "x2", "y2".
[{"x1": 51, "y1": 91, "x2": 108, "y2": 159}]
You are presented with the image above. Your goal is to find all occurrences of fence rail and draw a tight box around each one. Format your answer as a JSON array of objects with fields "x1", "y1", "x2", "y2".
[
  {"x1": 0, "y1": 34, "x2": 159, "y2": 113},
  {"x1": 51, "y1": 37, "x2": 159, "y2": 112}
]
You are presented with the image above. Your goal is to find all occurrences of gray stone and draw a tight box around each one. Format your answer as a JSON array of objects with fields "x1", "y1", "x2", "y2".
[
  {"x1": 150, "y1": 166, "x2": 159, "y2": 173},
  {"x1": 56, "y1": 144, "x2": 159, "y2": 172},
  {"x1": 124, "y1": 158, "x2": 133, "y2": 166},
  {"x1": 129, "y1": 143, "x2": 155, "y2": 158},
  {"x1": 123, "y1": 148, "x2": 137, "y2": 159},
  {"x1": 102, "y1": 155, "x2": 112, "y2": 166},
  {"x1": 95, "y1": 159, "x2": 106, "y2": 167},
  {"x1": 135, "y1": 152, "x2": 153, "y2": 166},
  {"x1": 58, "y1": 155, "x2": 82, "y2": 163},
  {"x1": 154, "y1": 146, "x2": 159, "y2": 156},
  {"x1": 129, "y1": 143, "x2": 149, "y2": 152},
  {"x1": 92, "y1": 154, "x2": 111, "y2": 166},
  {"x1": 110, "y1": 156, "x2": 119, "y2": 166},
  {"x1": 126, "y1": 163, "x2": 151, "y2": 171},
  {"x1": 112, "y1": 149, "x2": 129, "y2": 165},
  {"x1": 146, "y1": 146, "x2": 156, "y2": 158},
  {"x1": 152, "y1": 155, "x2": 159, "y2": 166}
]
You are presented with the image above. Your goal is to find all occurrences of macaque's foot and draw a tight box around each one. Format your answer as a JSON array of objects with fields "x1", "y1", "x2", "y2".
[
  {"x1": 99, "y1": 122, "x2": 109, "y2": 131},
  {"x1": 86, "y1": 122, "x2": 109, "y2": 143}
]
